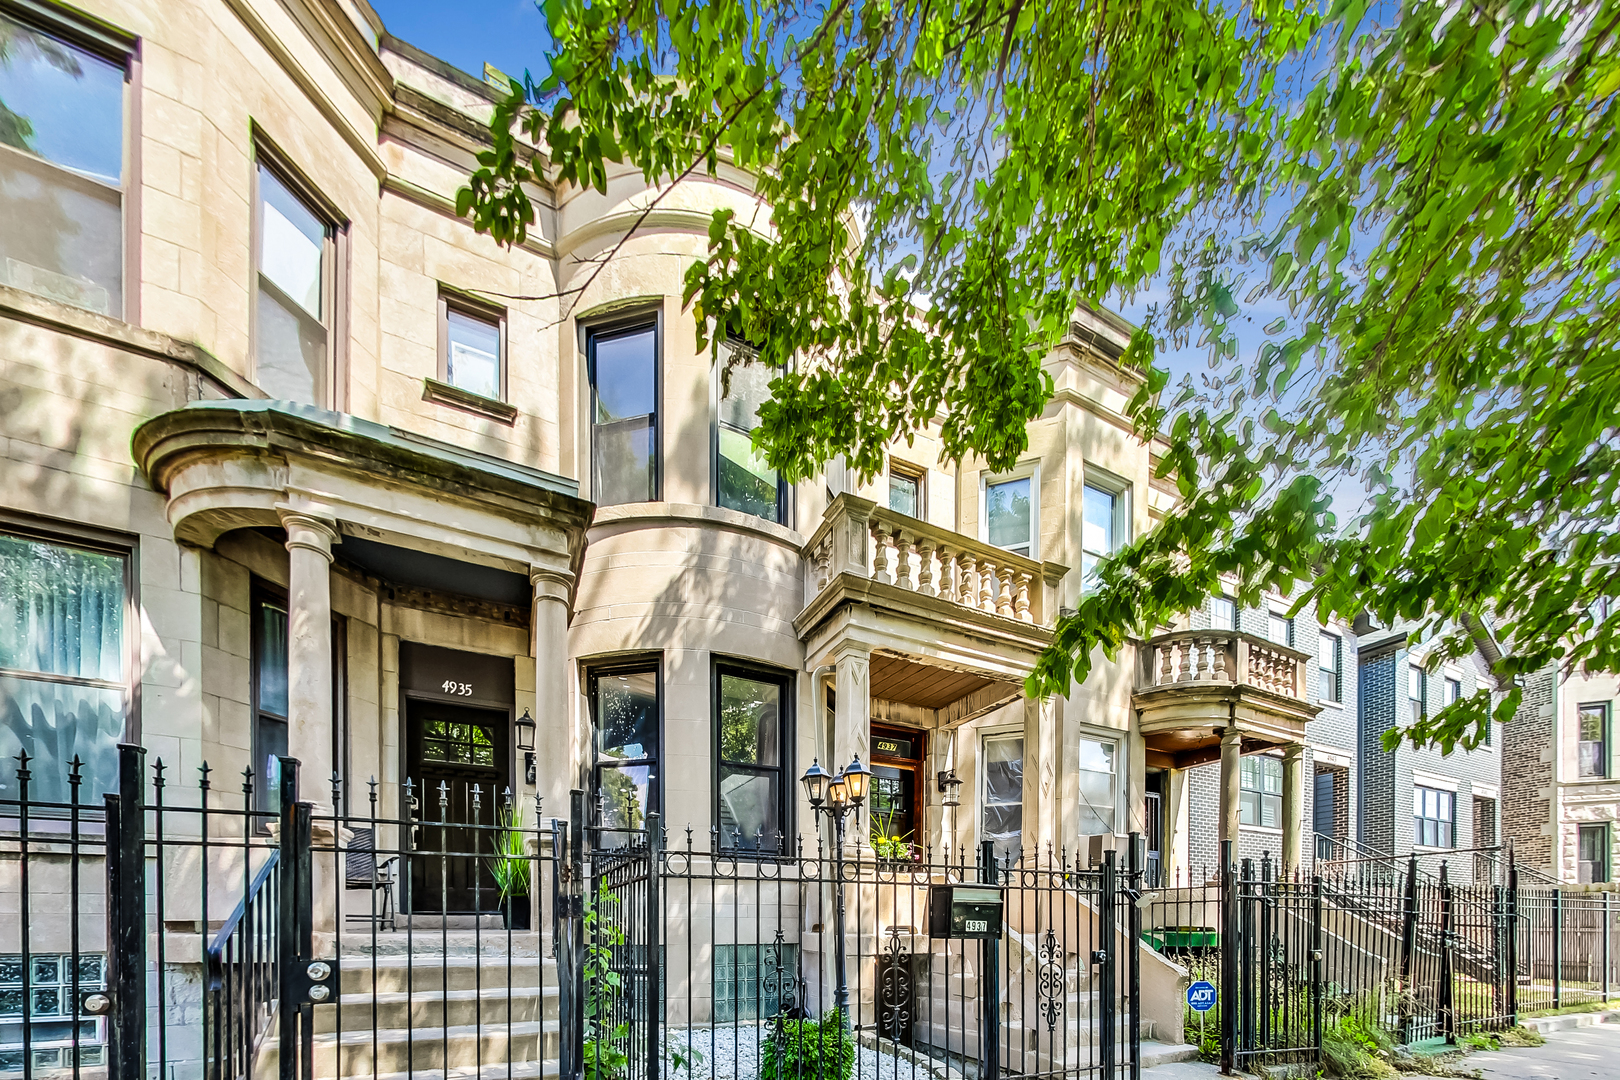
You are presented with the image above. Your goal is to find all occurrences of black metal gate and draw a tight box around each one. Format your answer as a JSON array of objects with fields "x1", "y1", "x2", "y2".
[{"x1": 1221, "y1": 855, "x2": 1323, "y2": 1070}]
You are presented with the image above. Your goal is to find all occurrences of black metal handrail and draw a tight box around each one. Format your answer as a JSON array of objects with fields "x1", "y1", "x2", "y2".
[{"x1": 206, "y1": 847, "x2": 282, "y2": 1080}]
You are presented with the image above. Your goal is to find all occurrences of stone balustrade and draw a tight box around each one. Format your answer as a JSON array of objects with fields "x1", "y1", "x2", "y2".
[
  {"x1": 1138, "y1": 630, "x2": 1310, "y2": 699},
  {"x1": 802, "y1": 496, "x2": 1060, "y2": 626}
]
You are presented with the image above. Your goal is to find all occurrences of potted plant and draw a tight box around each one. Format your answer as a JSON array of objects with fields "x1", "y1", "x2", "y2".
[
  {"x1": 869, "y1": 809, "x2": 913, "y2": 864},
  {"x1": 490, "y1": 805, "x2": 531, "y2": 930}
]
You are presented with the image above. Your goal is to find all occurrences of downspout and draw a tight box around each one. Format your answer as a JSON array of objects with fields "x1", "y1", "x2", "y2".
[{"x1": 810, "y1": 664, "x2": 836, "y2": 766}]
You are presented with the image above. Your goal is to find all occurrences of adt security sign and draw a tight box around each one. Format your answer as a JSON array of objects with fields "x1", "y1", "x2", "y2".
[{"x1": 1186, "y1": 981, "x2": 1217, "y2": 1013}]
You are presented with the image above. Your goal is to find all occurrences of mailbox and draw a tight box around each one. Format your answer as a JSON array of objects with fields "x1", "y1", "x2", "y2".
[{"x1": 927, "y1": 884, "x2": 1004, "y2": 939}]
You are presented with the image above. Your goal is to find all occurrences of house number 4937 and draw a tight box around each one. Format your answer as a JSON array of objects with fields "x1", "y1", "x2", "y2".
[{"x1": 441, "y1": 680, "x2": 473, "y2": 697}]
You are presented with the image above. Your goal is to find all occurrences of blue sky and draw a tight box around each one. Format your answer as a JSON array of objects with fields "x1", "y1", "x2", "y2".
[{"x1": 371, "y1": 0, "x2": 554, "y2": 84}]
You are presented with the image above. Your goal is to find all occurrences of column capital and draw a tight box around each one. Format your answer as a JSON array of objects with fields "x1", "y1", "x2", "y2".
[
  {"x1": 830, "y1": 640, "x2": 872, "y2": 667},
  {"x1": 529, "y1": 566, "x2": 575, "y2": 603},
  {"x1": 277, "y1": 504, "x2": 338, "y2": 562},
  {"x1": 1281, "y1": 742, "x2": 1306, "y2": 762}
]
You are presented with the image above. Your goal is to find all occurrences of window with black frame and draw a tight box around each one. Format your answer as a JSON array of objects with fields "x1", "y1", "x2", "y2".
[
  {"x1": 589, "y1": 665, "x2": 659, "y2": 838},
  {"x1": 0, "y1": 532, "x2": 127, "y2": 802},
  {"x1": 716, "y1": 345, "x2": 785, "y2": 523},
  {"x1": 1414, "y1": 786, "x2": 1454, "y2": 848},
  {"x1": 589, "y1": 323, "x2": 659, "y2": 506},
  {"x1": 715, "y1": 665, "x2": 789, "y2": 852},
  {"x1": 251, "y1": 590, "x2": 289, "y2": 813}
]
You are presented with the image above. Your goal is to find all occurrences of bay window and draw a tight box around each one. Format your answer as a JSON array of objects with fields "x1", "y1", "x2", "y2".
[
  {"x1": 588, "y1": 664, "x2": 660, "y2": 836},
  {"x1": 1081, "y1": 480, "x2": 1128, "y2": 586},
  {"x1": 715, "y1": 348, "x2": 784, "y2": 523},
  {"x1": 589, "y1": 322, "x2": 659, "y2": 506},
  {"x1": 714, "y1": 664, "x2": 790, "y2": 852}
]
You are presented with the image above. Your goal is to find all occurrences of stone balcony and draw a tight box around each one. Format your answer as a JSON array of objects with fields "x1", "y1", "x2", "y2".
[
  {"x1": 1133, "y1": 630, "x2": 1321, "y2": 770},
  {"x1": 797, "y1": 495, "x2": 1067, "y2": 693}
]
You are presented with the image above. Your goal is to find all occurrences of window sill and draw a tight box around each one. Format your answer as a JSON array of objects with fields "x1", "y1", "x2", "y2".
[
  {"x1": 1412, "y1": 845, "x2": 1455, "y2": 854},
  {"x1": 1316, "y1": 698, "x2": 1345, "y2": 711},
  {"x1": 422, "y1": 377, "x2": 518, "y2": 425},
  {"x1": 1239, "y1": 824, "x2": 1284, "y2": 836}
]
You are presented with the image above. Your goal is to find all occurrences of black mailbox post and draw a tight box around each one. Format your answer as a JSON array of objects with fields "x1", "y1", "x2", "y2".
[{"x1": 927, "y1": 884, "x2": 1004, "y2": 939}]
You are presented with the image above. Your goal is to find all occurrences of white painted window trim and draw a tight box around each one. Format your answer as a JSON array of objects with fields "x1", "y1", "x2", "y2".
[
  {"x1": 1412, "y1": 770, "x2": 1460, "y2": 793},
  {"x1": 1309, "y1": 743, "x2": 1352, "y2": 769},
  {"x1": 1471, "y1": 780, "x2": 1500, "y2": 800},
  {"x1": 1073, "y1": 724, "x2": 1124, "y2": 836},
  {"x1": 979, "y1": 460, "x2": 1041, "y2": 559},
  {"x1": 1081, "y1": 462, "x2": 1132, "y2": 554},
  {"x1": 979, "y1": 727, "x2": 1026, "y2": 847}
]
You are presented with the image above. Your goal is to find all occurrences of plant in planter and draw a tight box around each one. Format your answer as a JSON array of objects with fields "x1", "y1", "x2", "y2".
[
  {"x1": 490, "y1": 805, "x2": 531, "y2": 930},
  {"x1": 869, "y1": 808, "x2": 913, "y2": 862},
  {"x1": 761, "y1": 1009, "x2": 856, "y2": 1080}
]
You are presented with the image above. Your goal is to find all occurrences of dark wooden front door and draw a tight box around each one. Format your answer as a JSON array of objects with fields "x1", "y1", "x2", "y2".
[{"x1": 406, "y1": 698, "x2": 511, "y2": 914}]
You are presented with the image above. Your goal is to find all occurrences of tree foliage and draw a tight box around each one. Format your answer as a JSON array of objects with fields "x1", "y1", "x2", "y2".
[{"x1": 464, "y1": 0, "x2": 1620, "y2": 751}]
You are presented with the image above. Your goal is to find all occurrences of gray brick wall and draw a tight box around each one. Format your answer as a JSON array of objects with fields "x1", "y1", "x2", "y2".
[{"x1": 1357, "y1": 636, "x2": 1503, "y2": 881}]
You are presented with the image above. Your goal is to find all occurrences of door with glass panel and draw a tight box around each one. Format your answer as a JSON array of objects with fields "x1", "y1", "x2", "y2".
[{"x1": 406, "y1": 699, "x2": 510, "y2": 913}]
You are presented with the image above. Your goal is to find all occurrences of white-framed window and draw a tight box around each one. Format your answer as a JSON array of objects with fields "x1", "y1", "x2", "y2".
[
  {"x1": 0, "y1": 9, "x2": 130, "y2": 318},
  {"x1": 1080, "y1": 475, "x2": 1129, "y2": 586},
  {"x1": 1408, "y1": 662, "x2": 1427, "y2": 725},
  {"x1": 0, "y1": 531, "x2": 130, "y2": 802},
  {"x1": 981, "y1": 464, "x2": 1038, "y2": 558},
  {"x1": 1578, "y1": 702, "x2": 1609, "y2": 779},
  {"x1": 1210, "y1": 594, "x2": 1236, "y2": 631},
  {"x1": 1318, "y1": 631, "x2": 1342, "y2": 703},
  {"x1": 1076, "y1": 735, "x2": 1117, "y2": 835},
  {"x1": 1414, "y1": 786, "x2": 1454, "y2": 848},
  {"x1": 981, "y1": 733, "x2": 1024, "y2": 862},
  {"x1": 1267, "y1": 611, "x2": 1294, "y2": 647},
  {"x1": 1240, "y1": 756, "x2": 1283, "y2": 828},
  {"x1": 253, "y1": 154, "x2": 343, "y2": 407}
]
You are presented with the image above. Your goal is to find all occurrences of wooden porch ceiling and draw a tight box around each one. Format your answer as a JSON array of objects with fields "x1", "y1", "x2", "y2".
[{"x1": 869, "y1": 651, "x2": 1001, "y2": 709}]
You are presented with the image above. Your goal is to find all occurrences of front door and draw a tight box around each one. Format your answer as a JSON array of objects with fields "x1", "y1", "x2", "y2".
[
  {"x1": 870, "y1": 725, "x2": 925, "y2": 858},
  {"x1": 406, "y1": 698, "x2": 511, "y2": 913},
  {"x1": 1144, "y1": 770, "x2": 1165, "y2": 887}
]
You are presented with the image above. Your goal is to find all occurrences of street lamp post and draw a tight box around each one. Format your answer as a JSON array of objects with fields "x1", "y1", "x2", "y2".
[{"x1": 801, "y1": 754, "x2": 871, "y2": 1024}]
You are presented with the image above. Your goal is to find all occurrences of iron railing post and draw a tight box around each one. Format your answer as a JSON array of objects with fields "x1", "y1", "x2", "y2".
[
  {"x1": 1311, "y1": 875, "x2": 1324, "y2": 1062},
  {"x1": 1219, "y1": 840, "x2": 1237, "y2": 1076},
  {"x1": 1604, "y1": 892, "x2": 1612, "y2": 1004},
  {"x1": 1438, "y1": 862, "x2": 1455, "y2": 1044},
  {"x1": 1553, "y1": 886, "x2": 1563, "y2": 1010},
  {"x1": 1128, "y1": 832, "x2": 1142, "y2": 1080},
  {"x1": 277, "y1": 757, "x2": 301, "y2": 1080},
  {"x1": 1398, "y1": 856, "x2": 1419, "y2": 1045},
  {"x1": 295, "y1": 794, "x2": 314, "y2": 1080},
  {"x1": 1239, "y1": 859, "x2": 1254, "y2": 1056},
  {"x1": 980, "y1": 840, "x2": 1001, "y2": 1080},
  {"x1": 1506, "y1": 857, "x2": 1519, "y2": 1023},
  {"x1": 645, "y1": 812, "x2": 661, "y2": 1080},
  {"x1": 106, "y1": 744, "x2": 148, "y2": 1080},
  {"x1": 1099, "y1": 847, "x2": 1117, "y2": 1079}
]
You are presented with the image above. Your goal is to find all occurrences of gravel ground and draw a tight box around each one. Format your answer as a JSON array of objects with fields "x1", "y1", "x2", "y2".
[{"x1": 664, "y1": 1024, "x2": 962, "y2": 1080}]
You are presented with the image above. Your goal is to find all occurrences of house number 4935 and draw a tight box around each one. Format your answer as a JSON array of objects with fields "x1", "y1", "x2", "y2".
[{"x1": 441, "y1": 680, "x2": 473, "y2": 697}]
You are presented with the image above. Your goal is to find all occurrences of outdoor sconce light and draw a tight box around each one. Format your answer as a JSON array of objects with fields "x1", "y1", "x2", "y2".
[
  {"x1": 801, "y1": 758, "x2": 833, "y2": 807},
  {"x1": 515, "y1": 709, "x2": 537, "y2": 786},
  {"x1": 937, "y1": 769, "x2": 963, "y2": 808},
  {"x1": 841, "y1": 755, "x2": 871, "y2": 805}
]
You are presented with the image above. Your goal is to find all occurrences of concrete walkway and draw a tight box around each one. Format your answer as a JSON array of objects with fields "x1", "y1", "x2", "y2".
[
  {"x1": 1461, "y1": 1020, "x2": 1620, "y2": 1080},
  {"x1": 1138, "y1": 1017, "x2": 1620, "y2": 1080}
]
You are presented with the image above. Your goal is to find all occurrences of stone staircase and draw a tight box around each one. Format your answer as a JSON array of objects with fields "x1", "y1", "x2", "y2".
[{"x1": 256, "y1": 932, "x2": 560, "y2": 1080}]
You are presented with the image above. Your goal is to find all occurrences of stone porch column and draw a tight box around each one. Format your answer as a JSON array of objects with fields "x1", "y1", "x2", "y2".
[
  {"x1": 831, "y1": 643, "x2": 871, "y2": 850},
  {"x1": 1218, "y1": 727, "x2": 1242, "y2": 864},
  {"x1": 530, "y1": 568, "x2": 574, "y2": 820},
  {"x1": 280, "y1": 508, "x2": 337, "y2": 810},
  {"x1": 1282, "y1": 742, "x2": 1306, "y2": 877}
]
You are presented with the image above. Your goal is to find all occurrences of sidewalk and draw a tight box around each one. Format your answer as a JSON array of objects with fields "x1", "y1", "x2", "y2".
[{"x1": 1138, "y1": 1017, "x2": 1620, "y2": 1080}]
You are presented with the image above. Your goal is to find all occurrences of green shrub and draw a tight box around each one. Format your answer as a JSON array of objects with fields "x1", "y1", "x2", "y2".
[{"x1": 761, "y1": 1010, "x2": 857, "y2": 1080}]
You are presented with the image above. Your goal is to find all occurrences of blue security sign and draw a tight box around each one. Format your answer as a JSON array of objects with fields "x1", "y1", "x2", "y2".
[{"x1": 1186, "y1": 980, "x2": 1217, "y2": 1012}]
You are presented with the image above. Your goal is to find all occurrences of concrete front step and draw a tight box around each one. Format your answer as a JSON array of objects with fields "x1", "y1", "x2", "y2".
[
  {"x1": 339, "y1": 956, "x2": 555, "y2": 995},
  {"x1": 314, "y1": 985, "x2": 559, "y2": 1033},
  {"x1": 259, "y1": 1020, "x2": 560, "y2": 1078},
  {"x1": 331, "y1": 930, "x2": 547, "y2": 958},
  {"x1": 1138, "y1": 1039, "x2": 1202, "y2": 1068},
  {"x1": 348, "y1": 1062, "x2": 561, "y2": 1080}
]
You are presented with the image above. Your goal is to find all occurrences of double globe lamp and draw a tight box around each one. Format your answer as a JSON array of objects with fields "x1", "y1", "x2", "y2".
[{"x1": 799, "y1": 753, "x2": 872, "y2": 1023}]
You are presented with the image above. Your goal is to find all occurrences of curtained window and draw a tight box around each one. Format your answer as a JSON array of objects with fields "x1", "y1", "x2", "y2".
[{"x1": 0, "y1": 533, "x2": 127, "y2": 803}]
